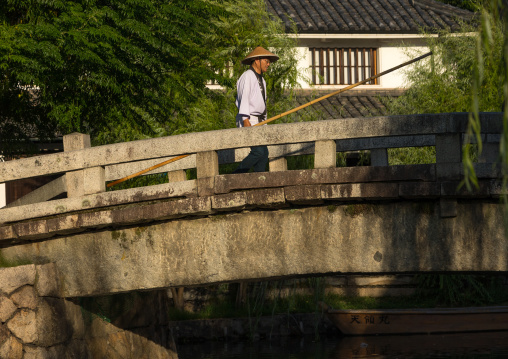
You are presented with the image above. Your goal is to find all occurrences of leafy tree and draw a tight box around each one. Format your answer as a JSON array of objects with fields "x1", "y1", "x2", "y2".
[
  {"x1": 171, "y1": 0, "x2": 302, "y2": 135},
  {"x1": 0, "y1": 0, "x2": 232, "y2": 153},
  {"x1": 385, "y1": 23, "x2": 504, "y2": 116},
  {"x1": 0, "y1": 0, "x2": 302, "y2": 154}
]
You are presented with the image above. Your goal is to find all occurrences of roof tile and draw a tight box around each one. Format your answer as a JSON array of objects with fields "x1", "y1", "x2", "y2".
[{"x1": 267, "y1": 0, "x2": 475, "y2": 33}]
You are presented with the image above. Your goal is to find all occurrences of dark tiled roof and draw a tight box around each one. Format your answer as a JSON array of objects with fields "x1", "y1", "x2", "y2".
[
  {"x1": 266, "y1": 0, "x2": 475, "y2": 34},
  {"x1": 292, "y1": 89, "x2": 402, "y2": 120}
]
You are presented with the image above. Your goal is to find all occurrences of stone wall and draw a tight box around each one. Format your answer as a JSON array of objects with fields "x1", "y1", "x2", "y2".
[
  {"x1": 0, "y1": 264, "x2": 177, "y2": 359},
  {"x1": 0, "y1": 263, "x2": 88, "y2": 358}
]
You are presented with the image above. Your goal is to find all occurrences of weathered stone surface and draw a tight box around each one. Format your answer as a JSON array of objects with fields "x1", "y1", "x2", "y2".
[
  {"x1": 0, "y1": 295, "x2": 17, "y2": 322},
  {"x1": 10, "y1": 286, "x2": 37, "y2": 310},
  {"x1": 8, "y1": 298, "x2": 73, "y2": 346},
  {"x1": 35, "y1": 263, "x2": 60, "y2": 297},
  {"x1": 314, "y1": 140, "x2": 336, "y2": 168},
  {"x1": 0, "y1": 265, "x2": 36, "y2": 295},
  {"x1": 197, "y1": 177, "x2": 215, "y2": 197},
  {"x1": 321, "y1": 183, "x2": 399, "y2": 200},
  {"x1": 285, "y1": 185, "x2": 323, "y2": 204},
  {"x1": 1, "y1": 201, "x2": 505, "y2": 298},
  {"x1": 399, "y1": 182, "x2": 440, "y2": 198},
  {"x1": 436, "y1": 163, "x2": 463, "y2": 180},
  {"x1": 7, "y1": 309, "x2": 37, "y2": 343},
  {"x1": 64, "y1": 299, "x2": 85, "y2": 339},
  {"x1": 0, "y1": 335, "x2": 23, "y2": 359},
  {"x1": 13, "y1": 221, "x2": 49, "y2": 239},
  {"x1": 0, "y1": 180, "x2": 197, "y2": 225},
  {"x1": 36, "y1": 298, "x2": 72, "y2": 346},
  {"x1": 440, "y1": 199, "x2": 458, "y2": 218},
  {"x1": 24, "y1": 340, "x2": 90, "y2": 359},
  {"x1": 0, "y1": 226, "x2": 16, "y2": 241},
  {"x1": 45, "y1": 214, "x2": 82, "y2": 236},
  {"x1": 87, "y1": 320, "x2": 177, "y2": 359},
  {"x1": 111, "y1": 196, "x2": 212, "y2": 224},
  {"x1": 0, "y1": 322, "x2": 9, "y2": 345},
  {"x1": 490, "y1": 180, "x2": 505, "y2": 197},
  {"x1": 441, "y1": 181, "x2": 491, "y2": 198},
  {"x1": 212, "y1": 192, "x2": 247, "y2": 211},
  {"x1": 245, "y1": 188, "x2": 286, "y2": 207}
]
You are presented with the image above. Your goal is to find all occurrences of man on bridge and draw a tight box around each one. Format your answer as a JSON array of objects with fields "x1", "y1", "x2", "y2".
[{"x1": 233, "y1": 46, "x2": 279, "y2": 173}]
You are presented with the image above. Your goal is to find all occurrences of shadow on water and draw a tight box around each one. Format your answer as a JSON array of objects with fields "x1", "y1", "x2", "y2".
[{"x1": 177, "y1": 331, "x2": 508, "y2": 359}]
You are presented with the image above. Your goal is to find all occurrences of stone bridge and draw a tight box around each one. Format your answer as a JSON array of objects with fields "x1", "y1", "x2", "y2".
[{"x1": 0, "y1": 112, "x2": 505, "y2": 299}]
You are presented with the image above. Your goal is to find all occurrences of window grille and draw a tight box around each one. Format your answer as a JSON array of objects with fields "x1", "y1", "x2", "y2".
[{"x1": 309, "y1": 48, "x2": 378, "y2": 85}]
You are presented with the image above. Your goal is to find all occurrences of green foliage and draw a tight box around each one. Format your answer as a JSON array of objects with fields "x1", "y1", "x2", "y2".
[
  {"x1": 0, "y1": 0, "x2": 227, "y2": 150},
  {"x1": 386, "y1": 27, "x2": 504, "y2": 116},
  {"x1": 173, "y1": 0, "x2": 302, "y2": 135},
  {"x1": 388, "y1": 146, "x2": 436, "y2": 165}
]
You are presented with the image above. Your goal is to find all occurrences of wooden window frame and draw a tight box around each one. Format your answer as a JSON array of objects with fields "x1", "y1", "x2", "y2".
[{"x1": 310, "y1": 47, "x2": 378, "y2": 86}]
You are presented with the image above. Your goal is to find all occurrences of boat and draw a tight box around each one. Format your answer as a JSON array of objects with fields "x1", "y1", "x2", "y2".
[{"x1": 319, "y1": 302, "x2": 508, "y2": 335}]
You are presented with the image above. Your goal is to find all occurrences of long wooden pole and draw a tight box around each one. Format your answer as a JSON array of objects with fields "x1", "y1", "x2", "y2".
[
  {"x1": 254, "y1": 51, "x2": 433, "y2": 127},
  {"x1": 107, "y1": 51, "x2": 432, "y2": 188}
]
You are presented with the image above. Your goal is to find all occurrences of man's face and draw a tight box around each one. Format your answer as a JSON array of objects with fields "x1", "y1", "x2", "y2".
[{"x1": 260, "y1": 58, "x2": 271, "y2": 72}]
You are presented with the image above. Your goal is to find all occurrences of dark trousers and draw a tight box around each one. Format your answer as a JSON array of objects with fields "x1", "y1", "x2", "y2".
[{"x1": 234, "y1": 145, "x2": 268, "y2": 173}]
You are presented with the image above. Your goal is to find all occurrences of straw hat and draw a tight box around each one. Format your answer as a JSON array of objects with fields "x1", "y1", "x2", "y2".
[{"x1": 241, "y1": 46, "x2": 279, "y2": 65}]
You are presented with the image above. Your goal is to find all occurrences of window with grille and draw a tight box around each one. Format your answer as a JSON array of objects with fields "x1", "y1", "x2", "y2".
[{"x1": 309, "y1": 48, "x2": 378, "y2": 85}]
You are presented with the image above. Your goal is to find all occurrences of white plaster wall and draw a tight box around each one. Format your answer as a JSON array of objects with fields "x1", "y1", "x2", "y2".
[
  {"x1": 0, "y1": 183, "x2": 5, "y2": 208},
  {"x1": 293, "y1": 35, "x2": 430, "y2": 90}
]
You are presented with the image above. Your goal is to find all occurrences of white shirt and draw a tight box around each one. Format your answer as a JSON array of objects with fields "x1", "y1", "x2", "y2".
[{"x1": 235, "y1": 69, "x2": 267, "y2": 127}]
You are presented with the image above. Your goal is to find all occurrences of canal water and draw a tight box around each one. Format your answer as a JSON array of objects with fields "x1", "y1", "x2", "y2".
[{"x1": 177, "y1": 331, "x2": 508, "y2": 358}]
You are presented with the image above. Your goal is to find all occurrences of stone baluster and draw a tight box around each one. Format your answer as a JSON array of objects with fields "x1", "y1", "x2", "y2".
[
  {"x1": 370, "y1": 148, "x2": 389, "y2": 166},
  {"x1": 64, "y1": 133, "x2": 105, "y2": 198},
  {"x1": 479, "y1": 135, "x2": 500, "y2": 163},
  {"x1": 167, "y1": 170, "x2": 187, "y2": 182},
  {"x1": 314, "y1": 140, "x2": 336, "y2": 168},
  {"x1": 196, "y1": 150, "x2": 218, "y2": 196},
  {"x1": 269, "y1": 157, "x2": 287, "y2": 172},
  {"x1": 436, "y1": 134, "x2": 462, "y2": 218}
]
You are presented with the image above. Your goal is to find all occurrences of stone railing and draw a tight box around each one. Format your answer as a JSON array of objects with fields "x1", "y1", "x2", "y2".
[{"x1": 0, "y1": 112, "x2": 503, "y2": 230}]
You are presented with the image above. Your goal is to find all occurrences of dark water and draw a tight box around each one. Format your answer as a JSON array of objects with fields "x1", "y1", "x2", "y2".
[{"x1": 177, "y1": 331, "x2": 508, "y2": 359}]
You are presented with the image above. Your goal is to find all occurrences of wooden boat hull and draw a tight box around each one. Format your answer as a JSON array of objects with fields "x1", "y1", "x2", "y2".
[{"x1": 320, "y1": 303, "x2": 508, "y2": 335}]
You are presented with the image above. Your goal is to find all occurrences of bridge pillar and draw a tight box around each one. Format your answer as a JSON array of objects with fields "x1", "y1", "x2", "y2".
[
  {"x1": 314, "y1": 140, "x2": 336, "y2": 168},
  {"x1": 370, "y1": 149, "x2": 389, "y2": 166},
  {"x1": 435, "y1": 134, "x2": 462, "y2": 179},
  {"x1": 196, "y1": 150, "x2": 218, "y2": 196},
  {"x1": 63, "y1": 133, "x2": 105, "y2": 197},
  {"x1": 436, "y1": 134, "x2": 462, "y2": 218},
  {"x1": 479, "y1": 135, "x2": 500, "y2": 163},
  {"x1": 269, "y1": 157, "x2": 287, "y2": 172},
  {"x1": 167, "y1": 170, "x2": 187, "y2": 182}
]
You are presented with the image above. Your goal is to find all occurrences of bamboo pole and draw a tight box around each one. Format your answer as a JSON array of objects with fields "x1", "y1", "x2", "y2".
[
  {"x1": 253, "y1": 51, "x2": 432, "y2": 127},
  {"x1": 107, "y1": 51, "x2": 432, "y2": 188}
]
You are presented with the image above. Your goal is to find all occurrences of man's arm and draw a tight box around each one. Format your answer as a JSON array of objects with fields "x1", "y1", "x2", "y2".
[{"x1": 243, "y1": 118, "x2": 251, "y2": 127}]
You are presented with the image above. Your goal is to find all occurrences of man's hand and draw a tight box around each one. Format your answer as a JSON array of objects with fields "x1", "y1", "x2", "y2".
[{"x1": 243, "y1": 118, "x2": 251, "y2": 127}]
